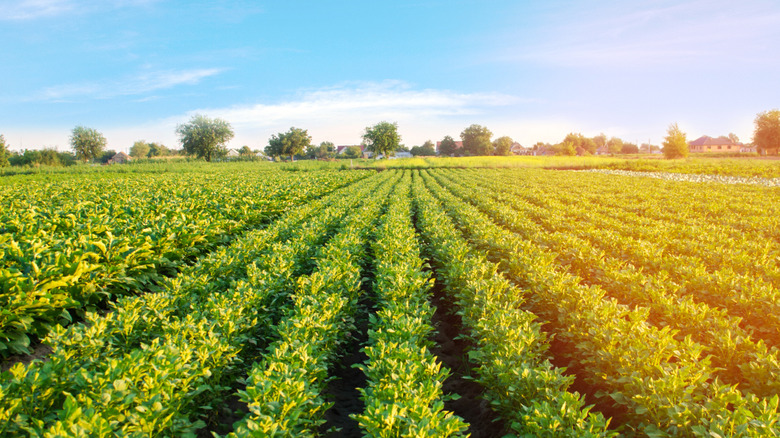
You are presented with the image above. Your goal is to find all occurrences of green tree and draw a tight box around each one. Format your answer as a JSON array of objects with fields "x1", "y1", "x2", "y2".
[
  {"x1": 593, "y1": 133, "x2": 607, "y2": 150},
  {"x1": 239, "y1": 145, "x2": 253, "y2": 156},
  {"x1": 343, "y1": 145, "x2": 363, "y2": 159},
  {"x1": 438, "y1": 135, "x2": 458, "y2": 156},
  {"x1": 662, "y1": 123, "x2": 689, "y2": 159},
  {"x1": 607, "y1": 137, "x2": 624, "y2": 154},
  {"x1": 411, "y1": 140, "x2": 436, "y2": 156},
  {"x1": 148, "y1": 142, "x2": 170, "y2": 158},
  {"x1": 362, "y1": 121, "x2": 400, "y2": 159},
  {"x1": 99, "y1": 149, "x2": 117, "y2": 164},
  {"x1": 314, "y1": 141, "x2": 336, "y2": 159},
  {"x1": 753, "y1": 109, "x2": 780, "y2": 155},
  {"x1": 460, "y1": 124, "x2": 493, "y2": 156},
  {"x1": 562, "y1": 132, "x2": 596, "y2": 154},
  {"x1": 492, "y1": 136, "x2": 513, "y2": 156},
  {"x1": 70, "y1": 126, "x2": 107, "y2": 162},
  {"x1": 176, "y1": 114, "x2": 234, "y2": 162},
  {"x1": 621, "y1": 143, "x2": 640, "y2": 154},
  {"x1": 266, "y1": 127, "x2": 312, "y2": 161},
  {"x1": 0, "y1": 135, "x2": 9, "y2": 167},
  {"x1": 129, "y1": 141, "x2": 150, "y2": 158}
]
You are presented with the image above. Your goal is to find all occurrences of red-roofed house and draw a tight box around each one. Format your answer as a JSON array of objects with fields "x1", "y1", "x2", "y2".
[{"x1": 688, "y1": 136, "x2": 743, "y2": 153}]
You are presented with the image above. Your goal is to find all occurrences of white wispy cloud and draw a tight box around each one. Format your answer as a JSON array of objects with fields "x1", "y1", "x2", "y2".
[
  {"x1": 159, "y1": 80, "x2": 528, "y2": 146},
  {"x1": 0, "y1": 0, "x2": 158, "y2": 20},
  {"x1": 0, "y1": 0, "x2": 74, "y2": 20},
  {"x1": 34, "y1": 68, "x2": 224, "y2": 101},
  {"x1": 185, "y1": 80, "x2": 522, "y2": 126}
]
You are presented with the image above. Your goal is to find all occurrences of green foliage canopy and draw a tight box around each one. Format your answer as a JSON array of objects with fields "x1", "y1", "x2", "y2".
[
  {"x1": 362, "y1": 121, "x2": 400, "y2": 159},
  {"x1": 662, "y1": 123, "x2": 689, "y2": 159},
  {"x1": 492, "y1": 136, "x2": 513, "y2": 156},
  {"x1": 411, "y1": 140, "x2": 436, "y2": 156},
  {"x1": 176, "y1": 114, "x2": 234, "y2": 162},
  {"x1": 0, "y1": 135, "x2": 9, "y2": 167},
  {"x1": 753, "y1": 109, "x2": 780, "y2": 155},
  {"x1": 460, "y1": 124, "x2": 493, "y2": 156},
  {"x1": 70, "y1": 126, "x2": 107, "y2": 162},
  {"x1": 266, "y1": 127, "x2": 312, "y2": 160},
  {"x1": 129, "y1": 141, "x2": 150, "y2": 158},
  {"x1": 343, "y1": 145, "x2": 363, "y2": 159},
  {"x1": 438, "y1": 136, "x2": 459, "y2": 156}
]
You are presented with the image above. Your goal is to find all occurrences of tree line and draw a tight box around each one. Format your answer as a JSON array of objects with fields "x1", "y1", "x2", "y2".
[{"x1": 2, "y1": 110, "x2": 780, "y2": 168}]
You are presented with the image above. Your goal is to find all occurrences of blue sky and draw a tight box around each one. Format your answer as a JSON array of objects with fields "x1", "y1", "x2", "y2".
[{"x1": 2, "y1": 0, "x2": 779, "y2": 152}]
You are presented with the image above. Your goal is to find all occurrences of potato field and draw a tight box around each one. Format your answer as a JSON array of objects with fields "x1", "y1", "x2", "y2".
[{"x1": 1, "y1": 164, "x2": 779, "y2": 437}]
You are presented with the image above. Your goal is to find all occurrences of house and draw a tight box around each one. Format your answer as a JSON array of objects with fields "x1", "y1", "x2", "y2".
[
  {"x1": 688, "y1": 135, "x2": 743, "y2": 153},
  {"x1": 595, "y1": 146, "x2": 611, "y2": 155},
  {"x1": 225, "y1": 149, "x2": 240, "y2": 158},
  {"x1": 108, "y1": 152, "x2": 131, "y2": 164},
  {"x1": 390, "y1": 151, "x2": 413, "y2": 159},
  {"x1": 741, "y1": 144, "x2": 757, "y2": 153},
  {"x1": 510, "y1": 142, "x2": 527, "y2": 155},
  {"x1": 337, "y1": 145, "x2": 365, "y2": 154}
]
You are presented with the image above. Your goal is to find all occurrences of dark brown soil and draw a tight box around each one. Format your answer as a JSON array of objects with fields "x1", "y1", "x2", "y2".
[
  {"x1": 321, "y1": 299, "x2": 373, "y2": 437},
  {"x1": 429, "y1": 280, "x2": 509, "y2": 438},
  {"x1": 0, "y1": 342, "x2": 52, "y2": 373}
]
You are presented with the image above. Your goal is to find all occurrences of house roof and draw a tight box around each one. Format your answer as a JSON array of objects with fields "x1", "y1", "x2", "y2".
[
  {"x1": 435, "y1": 141, "x2": 463, "y2": 149},
  {"x1": 112, "y1": 152, "x2": 130, "y2": 159},
  {"x1": 336, "y1": 145, "x2": 364, "y2": 153},
  {"x1": 688, "y1": 135, "x2": 742, "y2": 146}
]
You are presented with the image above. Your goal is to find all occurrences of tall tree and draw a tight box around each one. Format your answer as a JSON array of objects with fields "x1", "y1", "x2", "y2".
[
  {"x1": 0, "y1": 134, "x2": 9, "y2": 167},
  {"x1": 492, "y1": 136, "x2": 513, "y2": 156},
  {"x1": 438, "y1": 135, "x2": 458, "y2": 156},
  {"x1": 266, "y1": 127, "x2": 312, "y2": 161},
  {"x1": 460, "y1": 124, "x2": 493, "y2": 156},
  {"x1": 563, "y1": 132, "x2": 596, "y2": 154},
  {"x1": 239, "y1": 145, "x2": 253, "y2": 156},
  {"x1": 70, "y1": 126, "x2": 107, "y2": 162},
  {"x1": 176, "y1": 114, "x2": 234, "y2": 162},
  {"x1": 148, "y1": 142, "x2": 170, "y2": 157},
  {"x1": 607, "y1": 137, "x2": 624, "y2": 154},
  {"x1": 593, "y1": 133, "x2": 607, "y2": 150},
  {"x1": 662, "y1": 123, "x2": 689, "y2": 159},
  {"x1": 411, "y1": 140, "x2": 436, "y2": 156},
  {"x1": 129, "y1": 140, "x2": 150, "y2": 158},
  {"x1": 362, "y1": 121, "x2": 400, "y2": 159},
  {"x1": 312, "y1": 141, "x2": 335, "y2": 159},
  {"x1": 728, "y1": 132, "x2": 740, "y2": 144},
  {"x1": 753, "y1": 109, "x2": 780, "y2": 155}
]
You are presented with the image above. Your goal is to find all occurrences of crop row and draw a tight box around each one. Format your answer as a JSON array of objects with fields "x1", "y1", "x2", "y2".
[
  {"x1": 411, "y1": 170, "x2": 615, "y2": 437},
  {"x1": 226, "y1": 170, "x2": 396, "y2": 437},
  {"x1": 352, "y1": 171, "x2": 467, "y2": 436},
  {"x1": 0, "y1": 170, "x2": 394, "y2": 436},
  {"x1": 430, "y1": 168, "x2": 780, "y2": 398},
  {"x1": 419, "y1": 169, "x2": 779, "y2": 436},
  {"x1": 0, "y1": 169, "x2": 371, "y2": 357}
]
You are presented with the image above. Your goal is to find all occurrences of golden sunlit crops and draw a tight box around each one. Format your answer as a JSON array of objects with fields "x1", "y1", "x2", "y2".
[{"x1": 1, "y1": 162, "x2": 779, "y2": 437}]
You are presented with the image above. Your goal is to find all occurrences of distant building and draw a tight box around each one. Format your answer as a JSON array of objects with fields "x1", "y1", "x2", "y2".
[
  {"x1": 337, "y1": 145, "x2": 365, "y2": 154},
  {"x1": 390, "y1": 151, "x2": 413, "y2": 159},
  {"x1": 688, "y1": 135, "x2": 743, "y2": 153},
  {"x1": 510, "y1": 142, "x2": 527, "y2": 155},
  {"x1": 108, "y1": 152, "x2": 131, "y2": 164},
  {"x1": 225, "y1": 149, "x2": 240, "y2": 158}
]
